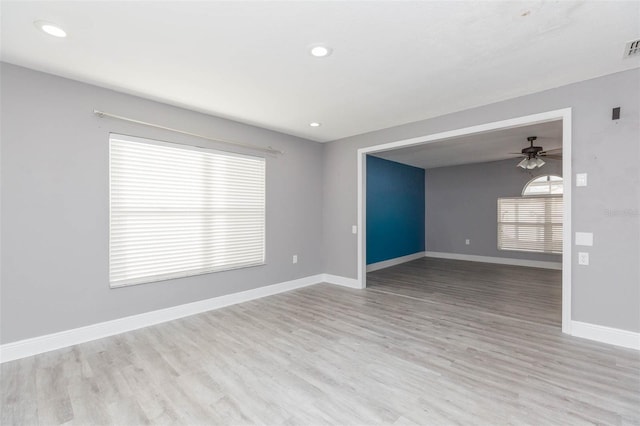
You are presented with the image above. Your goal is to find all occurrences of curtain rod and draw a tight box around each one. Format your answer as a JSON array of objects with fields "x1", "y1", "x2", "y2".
[{"x1": 93, "y1": 110, "x2": 283, "y2": 155}]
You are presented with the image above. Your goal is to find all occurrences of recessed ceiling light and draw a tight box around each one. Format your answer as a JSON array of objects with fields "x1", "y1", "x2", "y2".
[
  {"x1": 34, "y1": 21, "x2": 67, "y2": 38},
  {"x1": 309, "y1": 122, "x2": 322, "y2": 127},
  {"x1": 309, "y1": 45, "x2": 332, "y2": 58}
]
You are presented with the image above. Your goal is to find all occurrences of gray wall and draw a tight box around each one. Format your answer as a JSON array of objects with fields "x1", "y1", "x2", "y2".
[
  {"x1": 324, "y1": 69, "x2": 639, "y2": 333},
  {"x1": 0, "y1": 63, "x2": 324, "y2": 344},
  {"x1": 425, "y1": 158, "x2": 562, "y2": 263},
  {"x1": 2, "y1": 63, "x2": 639, "y2": 342}
]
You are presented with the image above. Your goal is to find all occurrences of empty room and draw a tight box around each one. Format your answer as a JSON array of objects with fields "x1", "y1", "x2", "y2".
[
  {"x1": 364, "y1": 121, "x2": 565, "y2": 326},
  {"x1": 1, "y1": 1, "x2": 639, "y2": 425}
]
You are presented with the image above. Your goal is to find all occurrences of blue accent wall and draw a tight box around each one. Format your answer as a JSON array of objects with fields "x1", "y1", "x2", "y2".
[{"x1": 366, "y1": 156, "x2": 425, "y2": 265}]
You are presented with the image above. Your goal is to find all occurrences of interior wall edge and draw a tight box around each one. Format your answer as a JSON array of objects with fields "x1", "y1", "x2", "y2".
[
  {"x1": 366, "y1": 252, "x2": 426, "y2": 272},
  {"x1": 321, "y1": 274, "x2": 362, "y2": 289}
]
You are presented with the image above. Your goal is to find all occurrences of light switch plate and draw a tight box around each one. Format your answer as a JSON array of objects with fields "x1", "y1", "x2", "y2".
[
  {"x1": 352, "y1": 225, "x2": 357, "y2": 234},
  {"x1": 576, "y1": 173, "x2": 588, "y2": 187},
  {"x1": 575, "y1": 232, "x2": 593, "y2": 246}
]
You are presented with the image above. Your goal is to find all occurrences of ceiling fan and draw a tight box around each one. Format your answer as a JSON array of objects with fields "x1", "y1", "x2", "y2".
[{"x1": 513, "y1": 136, "x2": 562, "y2": 169}]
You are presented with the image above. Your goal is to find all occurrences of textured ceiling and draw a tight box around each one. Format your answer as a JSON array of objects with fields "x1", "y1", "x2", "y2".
[
  {"x1": 1, "y1": 1, "x2": 638, "y2": 142},
  {"x1": 372, "y1": 120, "x2": 563, "y2": 169}
]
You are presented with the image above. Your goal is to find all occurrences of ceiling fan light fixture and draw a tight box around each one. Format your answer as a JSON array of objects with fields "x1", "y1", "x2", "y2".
[
  {"x1": 517, "y1": 158, "x2": 529, "y2": 169},
  {"x1": 517, "y1": 156, "x2": 545, "y2": 169},
  {"x1": 516, "y1": 135, "x2": 547, "y2": 169}
]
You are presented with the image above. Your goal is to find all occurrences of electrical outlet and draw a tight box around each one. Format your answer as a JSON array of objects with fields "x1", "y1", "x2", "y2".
[
  {"x1": 292, "y1": 255, "x2": 298, "y2": 264},
  {"x1": 578, "y1": 252, "x2": 589, "y2": 265},
  {"x1": 465, "y1": 239, "x2": 470, "y2": 245}
]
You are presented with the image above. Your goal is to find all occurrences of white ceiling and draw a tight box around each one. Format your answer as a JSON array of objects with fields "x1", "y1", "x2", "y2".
[
  {"x1": 1, "y1": 1, "x2": 638, "y2": 142},
  {"x1": 372, "y1": 120, "x2": 562, "y2": 170}
]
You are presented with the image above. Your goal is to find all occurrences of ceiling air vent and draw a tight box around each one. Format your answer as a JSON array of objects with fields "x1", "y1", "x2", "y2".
[{"x1": 624, "y1": 39, "x2": 640, "y2": 58}]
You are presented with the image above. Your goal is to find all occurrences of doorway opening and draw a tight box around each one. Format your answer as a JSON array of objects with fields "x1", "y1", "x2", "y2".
[{"x1": 357, "y1": 108, "x2": 572, "y2": 333}]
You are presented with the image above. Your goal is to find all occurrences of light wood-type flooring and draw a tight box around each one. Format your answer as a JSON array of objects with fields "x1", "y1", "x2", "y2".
[{"x1": 2, "y1": 258, "x2": 639, "y2": 425}]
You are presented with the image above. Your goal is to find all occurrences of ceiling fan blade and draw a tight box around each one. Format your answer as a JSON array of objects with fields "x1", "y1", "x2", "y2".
[
  {"x1": 540, "y1": 148, "x2": 563, "y2": 154},
  {"x1": 540, "y1": 154, "x2": 562, "y2": 159}
]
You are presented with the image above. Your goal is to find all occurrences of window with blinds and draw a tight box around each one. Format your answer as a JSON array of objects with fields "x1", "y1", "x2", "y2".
[
  {"x1": 109, "y1": 134, "x2": 266, "y2": 288},
  {"x1": 497, "y1": 196, "x2": 563, "y2": 254}
]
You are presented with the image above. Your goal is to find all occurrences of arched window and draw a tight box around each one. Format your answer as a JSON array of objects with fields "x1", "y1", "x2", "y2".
[
  {"x1": 497, "y1": 174, "x2": 563, "y2": 254},
  {"x1": 522, "y1": 175, "x2": 563, "y2": 196}
]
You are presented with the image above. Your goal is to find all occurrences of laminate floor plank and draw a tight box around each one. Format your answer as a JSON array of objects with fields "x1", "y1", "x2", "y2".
[{"x1": 1, "y1": 258, "x2": 638, "y2": 425}]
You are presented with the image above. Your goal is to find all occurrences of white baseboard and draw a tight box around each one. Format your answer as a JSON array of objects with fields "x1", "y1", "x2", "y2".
[
  {"x1": 424, "y1": 251, "x2": 562, "y2": 270},
  {"x1": 322, "y1": 274, "x2": 362, "y2": 289},
  {"x1": 10, "y1": 271, "x2": 634, "y2": 362},
  {"x1": 570, "y1": 321, "x2": 640, "y2": 350},
  {"x1": 366, "y1": 252, "x2": 425, "y2": 272},
  {"x1": 0, "y1": 274, "x2": 325, "y2": 363}
]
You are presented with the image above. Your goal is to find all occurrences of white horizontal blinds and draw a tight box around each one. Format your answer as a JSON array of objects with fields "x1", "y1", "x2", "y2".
[
  {"x1": 110, "y1": 134, "x2": 265, "y2": 287},
  {"x1": 498, "y1": 196, "x2": 563, "y2": 254}
]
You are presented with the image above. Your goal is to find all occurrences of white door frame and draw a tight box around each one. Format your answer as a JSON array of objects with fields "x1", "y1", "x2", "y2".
[{"x1": 357, "y1": 108, "x2": 572, "y2": 334}]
